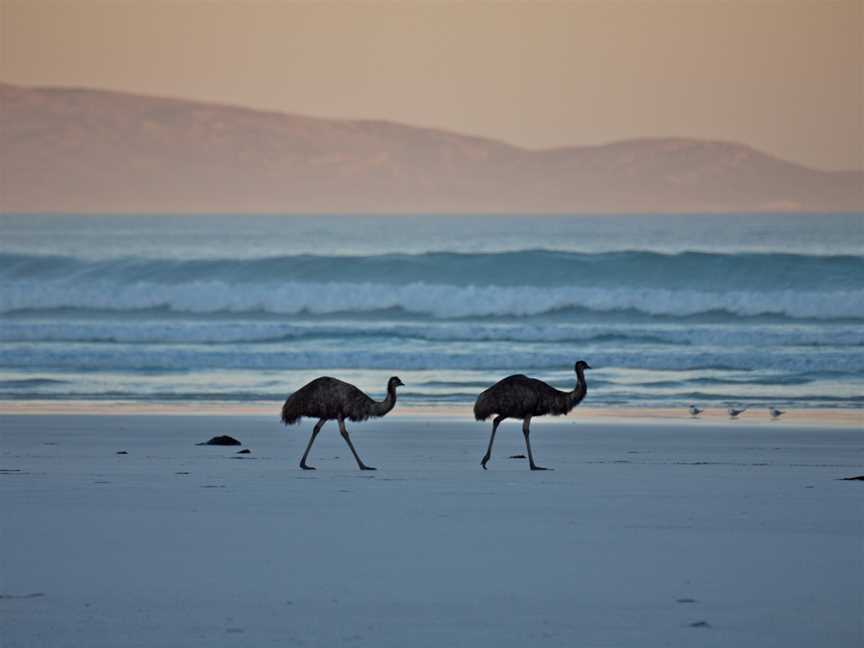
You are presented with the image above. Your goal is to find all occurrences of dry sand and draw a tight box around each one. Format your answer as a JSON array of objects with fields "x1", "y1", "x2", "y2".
[{"x1": 2, "y1": 413, "x2": 862, "y2": 647}]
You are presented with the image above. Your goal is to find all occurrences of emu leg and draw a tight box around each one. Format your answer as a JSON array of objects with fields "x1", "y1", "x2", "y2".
[
  {"x1": 299, "y1": 418, "x2": 326, "y2": 470},
  {"x1": 481, "y1": 415, "x2": 505, "y2": 470},
  {"x1": 338, "y1": 418, "x2": 376, "y2": 471},
  {"x1": 523, "y1": 417, "x2": 550, "y2": 471}
]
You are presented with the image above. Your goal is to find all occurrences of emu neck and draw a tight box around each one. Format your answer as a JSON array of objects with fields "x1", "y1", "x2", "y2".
[
  {"x1": 371, "y1": 384, "x2": 397, "y2": 417},
  {"x1": 567, "y1": 369, "x2": 588, "y2": 411}
]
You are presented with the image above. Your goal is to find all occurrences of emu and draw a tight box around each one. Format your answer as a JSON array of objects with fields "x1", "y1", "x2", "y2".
[
  {"x1": 473, "y1": 361, "x2": 591, "y2": 471},
  {"x1": 281, "y1": 376, "x2": 404, "y2": 470}
]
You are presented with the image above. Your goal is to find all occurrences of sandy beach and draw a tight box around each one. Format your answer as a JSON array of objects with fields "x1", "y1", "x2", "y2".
[{"x1": 2, "y1": 412, "x2": 861, "y2": 647}]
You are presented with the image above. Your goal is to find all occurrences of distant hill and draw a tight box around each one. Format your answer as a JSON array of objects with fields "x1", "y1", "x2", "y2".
[{"x1": 1, "y1": 82, "x2": 861, "y2": 213}]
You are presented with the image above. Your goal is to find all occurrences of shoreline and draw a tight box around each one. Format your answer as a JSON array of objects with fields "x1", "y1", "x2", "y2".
[{"x1": 1, "y1": 400, "x2": 860, "y2": 427}]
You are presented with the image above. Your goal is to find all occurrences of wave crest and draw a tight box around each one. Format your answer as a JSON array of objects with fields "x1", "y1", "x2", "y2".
[{"x1": 2, "y1": 279, "x2": 862, "y2": 321}]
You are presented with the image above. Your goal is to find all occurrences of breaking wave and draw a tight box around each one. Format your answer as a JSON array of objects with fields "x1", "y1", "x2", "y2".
[
  {"x1": 2, "y1": 320, "x2": 863, "y2": 347},
  {"x1": 2, "y1": 250, "x2": 861, "y2": 321},
  {"x1": 3, "y1": 279, "x2": 862, "y2": 321},
  {"x1": 3, "y1": 345, "x2": 861, "y2": 374}
]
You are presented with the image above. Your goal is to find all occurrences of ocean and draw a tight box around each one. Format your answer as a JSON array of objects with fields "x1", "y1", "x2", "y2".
[{"x1": 1, "y1": 213, "x2": 862, "y2": 410}]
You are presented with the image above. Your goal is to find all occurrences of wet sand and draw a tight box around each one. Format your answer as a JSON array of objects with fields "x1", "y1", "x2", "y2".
[{"x1": 2, "y1": 413, "x2": 862, "y2": 647}]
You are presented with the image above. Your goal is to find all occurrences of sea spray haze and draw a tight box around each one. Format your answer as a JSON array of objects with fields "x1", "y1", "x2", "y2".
[{"x1": 0, "y1": 213, "x2": 862, "y2": 409}]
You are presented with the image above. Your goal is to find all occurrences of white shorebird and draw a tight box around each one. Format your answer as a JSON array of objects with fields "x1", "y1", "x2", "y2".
[
  {"x1": 770, "y1": 407, "x2": 785, "y2": 420},
  {"x1": 728, "y1": 407, "x2": 746, "y2": 419},
  {"x1": 689, "y1": 404, "x2": 703, "y2": 418}
]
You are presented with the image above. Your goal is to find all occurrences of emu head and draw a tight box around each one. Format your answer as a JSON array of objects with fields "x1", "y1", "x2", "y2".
[
  {"x1": 574, "y1": 360, "x2": 591, "y2": 372},
  {"x1": 388, "y1": 376, "x2": 405, "y2": 390}
]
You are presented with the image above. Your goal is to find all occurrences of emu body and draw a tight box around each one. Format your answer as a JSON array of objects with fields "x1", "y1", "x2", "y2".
[
  {"x1": 281, "y1": 376, "x2": 403, "y2": 470},
  {"x1": 474, "y1": 361, "x2": 590, "y2": 470}
]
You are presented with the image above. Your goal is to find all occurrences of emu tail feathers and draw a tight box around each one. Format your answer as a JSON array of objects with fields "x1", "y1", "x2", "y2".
[
  {"x1": 280, "y1": 395, "x2": 302, "y2": 425},
  {"x1": 473, "y1": 390, "x2": 494, "y2": 421}
]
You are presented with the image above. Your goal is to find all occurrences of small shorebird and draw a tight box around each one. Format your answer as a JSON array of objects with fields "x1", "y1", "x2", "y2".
[
  {"x1": 689, "y1": 404, "x2": 703, "y2": 418},
  {"x1": 728, "y1": 407, "x2": 746, "y2": 419},
  {"x1": 769, "y1": 407, "x2": 785, "y2": 420}
]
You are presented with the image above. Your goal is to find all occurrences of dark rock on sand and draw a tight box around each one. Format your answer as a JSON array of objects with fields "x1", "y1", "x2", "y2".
[
  {"x1": 196, "y1": 435, "x2": 241, "y2": 446},
  {"x1": 116, "y1": 450, "x2": 128, "y2": 455}
]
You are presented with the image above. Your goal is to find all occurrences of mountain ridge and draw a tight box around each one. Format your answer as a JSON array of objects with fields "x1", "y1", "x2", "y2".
[{"x1": 1, "y1": 82, "x2": 861, "y2": 213}]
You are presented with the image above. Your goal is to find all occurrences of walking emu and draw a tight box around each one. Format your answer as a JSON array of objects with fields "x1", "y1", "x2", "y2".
[
  {"x1": 281, "y1": 376, "x2": 404, "y2": 470},
  {"x1": 474, "y1": 361, "x2": 591, "y2": 471}
]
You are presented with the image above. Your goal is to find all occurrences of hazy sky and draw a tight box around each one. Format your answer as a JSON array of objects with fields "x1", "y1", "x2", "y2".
[{"x1": 2, "y1": 0, "x2": 862, "y2": 171}]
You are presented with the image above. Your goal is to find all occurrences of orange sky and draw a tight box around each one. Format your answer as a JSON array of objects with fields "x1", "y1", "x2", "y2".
[{"x1": 2, "y1": 0, "x2": 862, "y2": 171}]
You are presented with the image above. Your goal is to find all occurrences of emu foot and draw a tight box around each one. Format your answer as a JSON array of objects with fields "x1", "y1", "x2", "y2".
[
  {"x1": 530, "y1": 465, "x2": 552, "y2": 471},
  {"x1": 300, "y1": 463, "x2": 316, "y2": 471},
  {"x1": 481, "y1": 456, "x2": 490, "y2": 470},
  {"x1": 359, "y1": 465, "x2": 377, "y2": 471}
]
